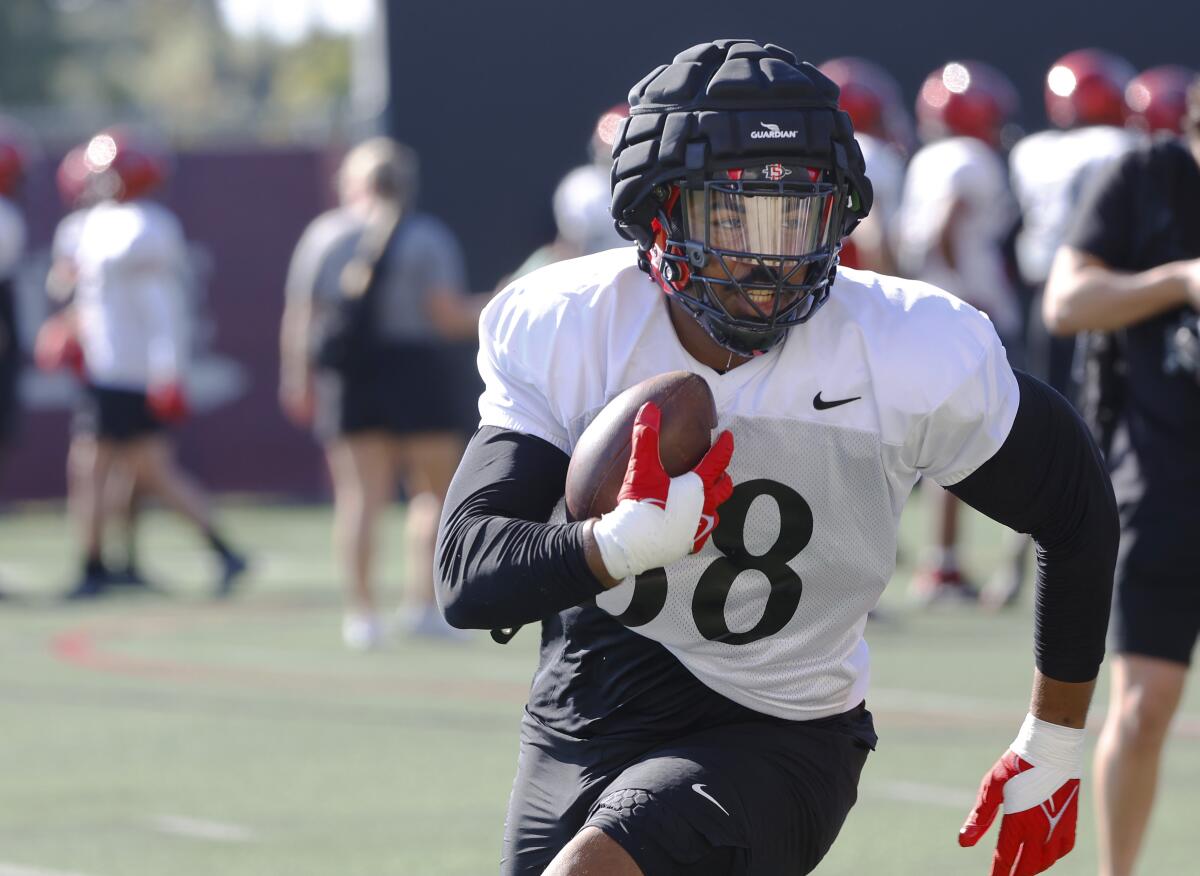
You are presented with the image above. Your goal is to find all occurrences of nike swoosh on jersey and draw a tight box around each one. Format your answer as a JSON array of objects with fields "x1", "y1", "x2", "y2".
[
  {"x1": 691, "y1": 783, "x2": 730, "y2": 816},
  {"x1": 694, "y1": 514, "x2": 715, "y2": 542},
  {"x1": 812, "y1": 391, "x2": 862, "y2": 411},
  {"x1": 1041, "y1": 785, "x2": 1079, "y2": 844}
]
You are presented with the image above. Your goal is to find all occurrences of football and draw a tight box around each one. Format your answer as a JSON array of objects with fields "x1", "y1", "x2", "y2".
[{"x1": 564, "y1": 371, "x2": 717, "y2": 521}]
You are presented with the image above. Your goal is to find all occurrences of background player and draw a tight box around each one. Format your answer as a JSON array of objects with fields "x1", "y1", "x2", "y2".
[
  {"x1": 65, "y1": 128, "x2": 245, "y2": 599},
  {"x1": 508, "y1": 104, "x2": 631, "y2": 281},
  {"x1": 280, "y1": 137, "x2": 484, "y2": 649},
  {"x1": 818, "y1": 57, "x2": 911, "y2": 275},
  {"x1": 1043, "y1": 74, "x2": 1200, "y2": 876},
  {"x1": 437, "y1": 40, "x2": 1117, "y2": 876},
  {"x1": 895, "y1": 60, "x2": 1025, "y2": 603},
  {"x1": 990, "y1": 50, "x2": 1138, "y2": 608}
]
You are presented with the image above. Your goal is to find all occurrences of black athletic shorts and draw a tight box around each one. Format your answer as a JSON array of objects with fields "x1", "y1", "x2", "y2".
[
  {"x1": 1112, "y1": 544, "x2": 1200, "y2": 666},
  {"x1": 314, "y1": 342, "x2": 474, "y2": 443},
  {"x1": 74, "y1": 385, "x2": 164, "y2": 443},
  {"x1": 501, "y1": 703, "x2": 875, "y2": 875}
]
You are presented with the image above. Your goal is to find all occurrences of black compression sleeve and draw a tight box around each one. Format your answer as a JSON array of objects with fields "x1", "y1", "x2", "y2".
[
  {"x1": 947, "y1": 371, "x2": 1118, "y2": 682},
  {"x1": 434, "y1": 426, "x2": 606, "y2": 629}
]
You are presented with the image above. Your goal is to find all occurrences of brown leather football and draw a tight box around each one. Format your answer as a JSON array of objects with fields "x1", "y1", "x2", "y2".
[{"x1": 565, "y1": 371, "x2": 717, "y2": 521}]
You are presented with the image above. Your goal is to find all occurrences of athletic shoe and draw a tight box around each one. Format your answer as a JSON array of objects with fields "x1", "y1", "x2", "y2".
[
  {"x1": 404, "y1": 603, "x2": 470, "y2": 642},
  {"x1": 342, "y1": 613, "x2": 386, "y2": 651},
  {"x1": 908, "y1": 566, "x2": 980, "y2": 605},
  {"x1": 215, "y1": 552, "x2": 248, "y2": 599},
  {"x1": 64, "y1": 569, "x2": 113, "y2": 600}
]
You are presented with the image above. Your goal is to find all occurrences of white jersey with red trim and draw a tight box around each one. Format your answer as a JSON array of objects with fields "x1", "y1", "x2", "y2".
[
  {"x1": 1009, "y1": 125, "x2": 1136, "y2": 285},
  {"x1": 478, "y1": 247, "x2": 1018, "y2": 720},
  {"x1": 72, "y1": 199, "x2": 188, "y2": 390},
  {"x1": 895, "y1": 136, "x2": 1021, "y2": 338}
]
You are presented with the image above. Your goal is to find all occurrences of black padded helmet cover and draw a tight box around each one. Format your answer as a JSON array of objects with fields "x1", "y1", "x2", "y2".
[{"x1": 611, "y1": 39, "x2": 873, "y2": 247}]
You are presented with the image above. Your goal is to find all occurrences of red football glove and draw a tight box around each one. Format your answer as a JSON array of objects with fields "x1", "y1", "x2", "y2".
[
  {"x1": 147, "y1": 382, "x2": 189, "y2": 424},
  {"x1": 593, "y1": 402, "x2": 735, "y2": 579},
  {"x1": 34, "y1": 313, "x2": 85, "y2": 377},
  {"x1": 959, "y1": 714, "x2": 1085, "y2": 875}
]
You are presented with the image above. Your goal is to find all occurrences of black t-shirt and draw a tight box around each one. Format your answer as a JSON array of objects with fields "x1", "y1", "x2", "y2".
[{"x1": 1065, "y1": 138, "x2": 1200, "y2": 564}]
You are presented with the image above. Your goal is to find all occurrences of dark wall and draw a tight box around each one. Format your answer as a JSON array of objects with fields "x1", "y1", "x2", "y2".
[{"x1": 385, "y1": 0, "x2": 1199, "y2": 290}]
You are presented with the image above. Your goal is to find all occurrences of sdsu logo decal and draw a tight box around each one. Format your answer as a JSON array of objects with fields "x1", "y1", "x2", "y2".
[
  {"x1": 750, "y1": 121, "x2": 798, "y2": 140},
  {"x1": 763, "y1": 163, "x2": 792, "y2": 181}
]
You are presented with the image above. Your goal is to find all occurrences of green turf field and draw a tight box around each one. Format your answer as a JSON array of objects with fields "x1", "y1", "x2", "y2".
[{"x1": 0, "y1": 496, "x2": 1196, "y2": 875}]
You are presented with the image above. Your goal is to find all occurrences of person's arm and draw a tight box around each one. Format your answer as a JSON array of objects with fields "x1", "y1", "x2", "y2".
[
  {"x1": 436, "y1": 408, "x2": 733, "y2": 629},
  {"x1": 1042, "y1": 246, "x2": 1200, "y2": 335},
  {"x1": 278, "y1": 296, "x2": 315, "y2": 425},
  {"x1": 950, "y1": 371, "x2": 1118, "y2": 872},
  {"x1": 434, "y1": 426, "x2": 611, "y2": 630},
  {"x1": 425, "y1": 285, "x2": 491, "y2": 340}
]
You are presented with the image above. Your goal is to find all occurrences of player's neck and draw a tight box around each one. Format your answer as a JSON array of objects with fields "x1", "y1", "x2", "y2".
[{"x1": 665, "y1": 296, "x2": 752, "y2": 374}]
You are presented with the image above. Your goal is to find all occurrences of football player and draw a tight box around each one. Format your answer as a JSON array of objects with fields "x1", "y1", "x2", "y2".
[
  {"x1": 990, "y1": 51, "x2": 1138, "y2": 608},
  {"x1": 436, "y1": 40, "x2": 1116, "y2": 876},
  {"x1": 1044, "y1": 73, "x2": 1200, "y2": 876},
  {"x1": 895, "y1": 60, "x2": 1025, "y2": 603},
  {"x1": 64, "y1": 128, "x2": 246, "y2": 599},
  {"x1": 509, "y1": 104, "x2": 631, "y2": 281},
  {"x1": 818, "y1": 57, "x2": 911, "y2": 275},
  {"x1": 1124, "y1": 65, "x2": 1199, "y2": 135}
]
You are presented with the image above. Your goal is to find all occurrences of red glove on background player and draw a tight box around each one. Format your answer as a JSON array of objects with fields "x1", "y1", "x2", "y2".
[
  {"x1": 959, "y1": 713, "x2": 1085, "y2": 875},
  {"x1": 147, "y1": 381, "x2": 189, "y2": 424},
  {"x1": 592, "y1": 402, "x2": 734, "y2": 580},
  {"x1": 33, "y1": 311, "x2": 85, "y2": 378}
]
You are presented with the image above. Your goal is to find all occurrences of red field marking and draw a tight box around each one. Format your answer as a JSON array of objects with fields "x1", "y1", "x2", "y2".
[{"x1": 48, "y1": 605, "x2": 530, "y2": 704}]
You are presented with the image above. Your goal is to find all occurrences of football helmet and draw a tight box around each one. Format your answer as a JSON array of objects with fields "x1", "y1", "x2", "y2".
[
  {"x1": 83, "y1": 128, "x2": 168, "y2": 201},
  {"x1": 818, "y1": 57, "x2": 913, "y2": 151},
  {"x1": 1044, "y1": 49, "x2": 1136, "y2": 129},
  {"x1": 916, "y1": 61, "x2": 1019, "y2": 146},
  {"x1": 611, "y1": 40, "x2": 872, "y2": 357},
  {"x1": 590, "y1": 103, "x2": 630, "y2": 166},
  {"x1": 1125, "y1": 65, "x2": 1199, "y2": 134}
]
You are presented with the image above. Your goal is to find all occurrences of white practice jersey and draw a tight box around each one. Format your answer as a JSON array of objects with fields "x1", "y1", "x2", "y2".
[
  {"x1": 857, "y1": 133, "x2": 905, "y2": 230},
  {"x1": 895, "y1": 137, "x2": 1021, "y2": 338},
  {"x1": 0, "y1": 196, "x2": 26, "y2": 281},
  {"x1": 1009, "y1": 125, "x2": 1136, "y2": 285},
  {"x1": 478, "y1": 248, "x2": 1019, "y2": 720},
  {"x1": 73, "y1": 199, "x2": 188, "y2": 390},
  {"x1": 51, "y1": 207, "x2": 89, "y2": 265}
]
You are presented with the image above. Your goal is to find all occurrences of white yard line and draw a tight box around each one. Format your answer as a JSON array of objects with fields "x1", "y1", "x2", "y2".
[
  {"x1": 0, "y1": 864, "x2": 101, "y2": 876},
  {"x1": 865, "y1": 780, "x2": 976, "y2": 809},
  {"x1": 149, "y1": 814, "x2": 257, "y2": 842}
]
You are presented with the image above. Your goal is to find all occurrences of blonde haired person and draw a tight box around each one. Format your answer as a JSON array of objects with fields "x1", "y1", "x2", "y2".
[{"x1": 281, "y1": 137, "x2": 485, "y2": 649}]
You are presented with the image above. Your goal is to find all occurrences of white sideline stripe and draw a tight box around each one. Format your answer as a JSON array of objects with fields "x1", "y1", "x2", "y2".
[
  {"x1": 0, "y1": 864, "x2": 100, "y2": 876},
  {"x1": 867, "y1": 781, "x2": 975, "y2": 809},
  {"x1": 150, "y1": 815, "x2": 256, "y2": 842}
]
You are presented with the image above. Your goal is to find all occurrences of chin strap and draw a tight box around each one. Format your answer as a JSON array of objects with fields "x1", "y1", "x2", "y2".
[{"x1": 646, "y1": 186, "x2": 691, "y2": 295}]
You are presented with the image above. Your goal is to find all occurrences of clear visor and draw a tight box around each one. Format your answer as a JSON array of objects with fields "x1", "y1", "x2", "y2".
[{"x1": 683, "y1": 180, "x2": 838, "y2": 259}]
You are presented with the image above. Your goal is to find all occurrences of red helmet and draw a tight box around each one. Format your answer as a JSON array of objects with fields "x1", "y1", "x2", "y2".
[
  {"x1": 590, "y1": 103, "x2": 630, "y2": 164},
  {"x1": 1125, "y1": 65, "x2": 1199, "y2": 134},
  {"x1": 56, "y1": 144, "x2": 92, "y2": 207},
  {"x1": 83, "y1": 127, "x2": 168, "y2": 201},
  {"x1": 917, "y1": 61, "x2": 1019, "y2": 146},
  {"x1": 818, "y1": 57, "x2": 906, "y2": 142},
  {"x1": 1045, "y1": 49, "x2": 1137, "y2": 129}
]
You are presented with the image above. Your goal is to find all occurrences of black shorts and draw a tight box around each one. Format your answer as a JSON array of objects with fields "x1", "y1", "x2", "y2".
[
  {"x1": 501, "y1": 704, "x2": 874, "y2": 875},
  {"x1": 314, "y1": 342, "x2": 476, "y2": 443},
  {"x1": 74, "y1": 385, "x2": 164, "y2": 443},
  {"x1": 1112, "y1": 547, "x2": 1200, "y2": 666}
]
